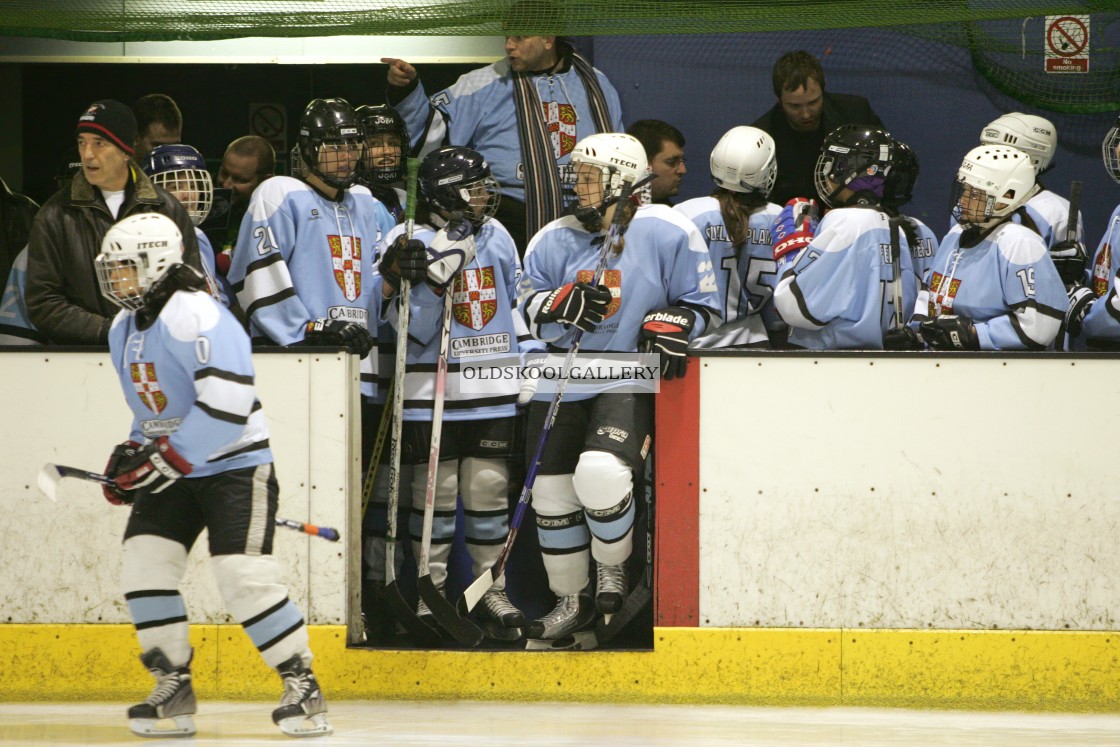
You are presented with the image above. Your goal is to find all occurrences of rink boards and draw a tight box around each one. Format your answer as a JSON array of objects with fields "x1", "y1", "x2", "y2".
[{"x1": 0, "y1": 349, "x2": 1118, "y2": 710}]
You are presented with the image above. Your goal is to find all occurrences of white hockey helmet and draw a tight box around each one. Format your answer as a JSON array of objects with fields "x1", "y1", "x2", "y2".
[
  {"x1": 95, "y1": 213, "x2": 183, "y2": 310},
  {"x1": 570, "y1": 132, "x2": 649, "y2": 208},
  {"x1": 1102, "y1": 115, "x2": 1120, "y2": 185},
  {"x1": 709, "y1": 126, "x2": 777, "y2": 196},
  {"x1": 952, "y1": 145, "x2": 1038, "y2": 229},
  {"x1": 979, "y1": 113, "x2": 1057, "y2": 174}
]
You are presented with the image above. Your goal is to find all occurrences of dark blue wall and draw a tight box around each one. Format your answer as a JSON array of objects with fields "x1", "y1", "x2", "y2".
[{"x1": 594, "y1": 29, "x2": 1118, "y2": 247}]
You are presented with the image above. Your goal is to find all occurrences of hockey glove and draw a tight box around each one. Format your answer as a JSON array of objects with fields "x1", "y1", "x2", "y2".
[
  {"x1": 304, "y1": 318, "x2": 375, "y2": 358},
  {"x1": 772, "y1": 197, "x2": 819, "y2": 266},
  {"x1": 379, "y1": 235, "x2": 429, "y2": 288},
  {"x1": 919, "y1": 315, "x2": 980, "y2": 351},
  {"x1": 103, "y1": 440, "x2": 141, "y2": 505},
  {"x1": 1064, "y1": 285, "x2": 1095, "y2": 339},
  {"x1": 883, "y1": 326, "x2": 923, "y2": 351},
  {"x1": 536, "y1": 282, "x2": 612, "y2": 333},
  {"x1": 426, "y1": 216, "x2": 479, "y2": 291},
  {"x1": 1050, "y1": 239, "x2": 1088, "y2": 287},
  {"x1": 114, "y1": 436, "x2": 193, "y2": 495},
  {"x1": 638, "y1": 307, "x2": 697, "y2": 380}
]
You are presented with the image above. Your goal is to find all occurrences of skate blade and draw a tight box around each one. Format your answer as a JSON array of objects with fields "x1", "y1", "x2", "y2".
[
  {"x1": 129, "y1": 714, "x2": 196, "y2": 738},
  {"x1": 482, "y1": 621, "x2": 523, "y2": 642},
  {"x1": 278, "y1": 712, "x2": 333, "y2": 738},
  {"x1": 524, "y1": 630, "x2": 598, "y2": 651}
]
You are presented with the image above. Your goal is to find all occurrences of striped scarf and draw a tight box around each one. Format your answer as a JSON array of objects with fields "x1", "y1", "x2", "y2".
[{"x1": 512, "y1": 47, "x2": 613, "y2": 241}]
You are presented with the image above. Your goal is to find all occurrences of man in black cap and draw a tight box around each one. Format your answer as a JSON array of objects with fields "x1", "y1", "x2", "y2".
[{"x1": 24, "y1": 99, "x2": 201, "y2": 344}]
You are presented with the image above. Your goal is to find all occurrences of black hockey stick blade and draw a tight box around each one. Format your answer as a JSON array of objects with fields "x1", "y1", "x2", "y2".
[
  {"x1": 595, "y1": 584, "x2": 652, "y2": 644},
  {"x1": 418, "y1": 574, "x2": 483, "y2": 646},
  {"x1": 383, "y1": 580, "x2": 442, "y2": 647}
]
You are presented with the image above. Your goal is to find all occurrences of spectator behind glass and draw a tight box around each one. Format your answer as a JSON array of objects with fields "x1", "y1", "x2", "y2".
[
  {"x1": 23, "y1": 99, "x2": 201, "y2": 345},
  {"x1": 751, "y1": 50, "x2": 884, "y2": 206},
  {"x1": 626, "y1": 119, "x2": 687, "y2": 205},
  {"x1": 132, "y1": 93, "x2": 183, "y2": 162}
]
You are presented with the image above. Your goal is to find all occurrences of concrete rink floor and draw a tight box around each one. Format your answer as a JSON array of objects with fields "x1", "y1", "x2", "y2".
[{"x1": 3, "y1": 701, "x2": 1120, "y2": 746}]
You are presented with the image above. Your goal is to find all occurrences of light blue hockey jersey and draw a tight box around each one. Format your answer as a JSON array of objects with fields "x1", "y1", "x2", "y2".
[
  {"x1": 382, "y1": 219, "x2": 540, "y2": 421},
  {"x1": 915, "y1": 222, "x2": 1066, "y2": 350},
  {"x1": 520, "y1": 205, "x2": 721, "y2": 400},
  {"x1": 674, "y1": 196, "x2": 781, "y2": 346},
  {"x1": 227, "y1": 176, "x2": 395, "y2": 398},
  {"x1": 1077, "y1": 204, "x2": 1120, "y2": 345},
  {"x1": 396, "y1": 59, "x2": 623, "y2": 205},
  {"x1": 904, "y1": 215, "x2": 939, "y2": 284},
  {"x1": 0, "y1": 247, "x2": 43, "y2": 345},
  {"x1": 773, "y1": 206, "x2": 919, "y2": 350},
  {"x1": 108, "y1": 290, "x2": 273, "y2": 477},
  {"x1": 195, "y1": 228, "x2": 227, "y2": 307}
]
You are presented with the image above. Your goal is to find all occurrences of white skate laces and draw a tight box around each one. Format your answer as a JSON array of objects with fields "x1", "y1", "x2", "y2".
[
  {"x1": 272, "y1": 655, "x2": 332, "y2": 738},
  {"x1": 596, "y1": 562, "x2": 627, "y2": 616},
  {"x1": 527, "y1": 592, "x2": 593, "y2": 640},
  {"x1": 128, "y1": 648, "x2": 197, "y2": 738},
  {"x1": 480, "y1": 589, "x2": 525, "y2": 628}
]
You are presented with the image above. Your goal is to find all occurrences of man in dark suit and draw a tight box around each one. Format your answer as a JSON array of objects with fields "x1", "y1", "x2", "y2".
[{"x1": 752, "y1": 51, "x2": 884, "y2": 206}]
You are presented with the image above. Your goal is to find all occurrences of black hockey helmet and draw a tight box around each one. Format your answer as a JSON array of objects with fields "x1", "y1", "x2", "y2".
[
  {"x1": 355, "y1": 104, "x2": 409, "y2": 185},
  {"x1": 814, "y1": 124, "x2": 895, "y2": 208},
  {"x1": 297, "y1": 97, "x2": 364, "y2": 190},
  {"x1": 418, "y1": 146, "x2": 501, "y2": 226},
  {"x1": 882, "y1": 139, "x2": 919, "y2": 209}
]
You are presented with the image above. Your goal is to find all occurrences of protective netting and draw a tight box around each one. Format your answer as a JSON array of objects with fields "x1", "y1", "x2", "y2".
[{"x1": 0, "y1": 1, "x2": 1118, "y2": 113}]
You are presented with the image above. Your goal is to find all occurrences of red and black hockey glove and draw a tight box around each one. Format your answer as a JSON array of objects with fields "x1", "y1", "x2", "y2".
[
  {"x1": 537, "y1": 282, "x2": 612, "y2": 333},
  {"x1": 772, "y1": 197, "x2": 819, "y2": 266},
  {"x1": 638, "y1": 307, "x2": 696, "y2": 380},
  {"x1": 103, "y1": 440, "x2": 141, "y2": 505},
  {"x1": 114, "y1": 436, "x2": 193, "y2": 495}
]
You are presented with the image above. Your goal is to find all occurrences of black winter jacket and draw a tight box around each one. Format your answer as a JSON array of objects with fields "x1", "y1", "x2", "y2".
[{"x1": 25, "y1": 166, "x2": 200, "y2": 344}]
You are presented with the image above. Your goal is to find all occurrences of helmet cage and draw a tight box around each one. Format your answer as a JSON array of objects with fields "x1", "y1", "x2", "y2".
[
  {"x1": 142, "y1": 144, "x2": 214, "y2": 226},
  {"x1": 419, "y1": 147, "x2": 502, "y2": 226},
  {"x1": 813, "y1": 126, "x2": 894, "y2": 208},
  {"x1": 951, "y1": 145, "x2": 1037, "y2": 229},
  {"x1": 569, "y1": 133, "x2": 649, "y2": 211},
  {"x1": 95, "y1": 214, "x2": 183, "y2": 310},
  {"x1": 357, "y1": 105, "x2": 410, "y2": 185},
  {"x1": 1103, "y1": 117, "x2": 1120, "y2": 185},
  {"x1": 709, "y1": 126, "x2": 777, "y2": 196},
  {"x1": 298, "y1": 99, "x2": 365, "y2": 190}
]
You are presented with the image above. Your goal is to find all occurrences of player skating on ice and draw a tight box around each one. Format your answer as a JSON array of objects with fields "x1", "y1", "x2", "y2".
[
  {"x1": 772, "y1": 124, "x2": 920, "y2": 349},
  {"x1": 94, "y1": 213, "x2": 331, "y2": 738},
  {"x1": 675, "y1": 125, "x2": 782, "y2": 348},
  {"x1": 913, "y1": 145, "x2": 1066, "y2": 351},
  {"x1": 518, "y1": 132, "x2": 719, "y2": 641}
]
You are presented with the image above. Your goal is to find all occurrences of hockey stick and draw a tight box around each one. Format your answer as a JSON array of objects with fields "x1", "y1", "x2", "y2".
[
  {"x1": 415, "y1": 289, "x2": 483, "y2": 645},
  {"x1": 459, "y1": 172, "x2": 654, "y2": 615},
  {"x1": 36, "y1": 463, "x2": 341, "y2": 541},
  {"x1": 888, "y1": 215, "x2": 904, "y2": 330},
  {"x1": 381, "y1": 158, "x2": 443, "y2": 645},
  {"x1": 359, "y1": 379, "x2": 394, "y2": 519},
  {"x1": 1066, "y1": 180, "x2": 1083, "y2": 245}
]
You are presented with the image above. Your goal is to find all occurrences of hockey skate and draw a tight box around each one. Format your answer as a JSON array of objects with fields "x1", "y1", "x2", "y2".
[
  {"x1": 272, "y1": 655, "x2": 332, "y2": 738},
  {"x1": 128, "y1": 648, "x2": 197, "y2": 738},
  {"x1": 596, "y1": 561, "x2": 628, "y2": 617},
  {"x1": 477, "y1": 589, "x2": 525, "y2": 642},
  {"x1": 524, "y1": 592, "x2": 596, "y2": 649}
]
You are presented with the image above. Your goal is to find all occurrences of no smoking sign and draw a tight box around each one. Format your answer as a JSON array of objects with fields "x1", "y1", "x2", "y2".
[{"x1": 1045, "y1": 14, "x2": 1090, "y2": 74}]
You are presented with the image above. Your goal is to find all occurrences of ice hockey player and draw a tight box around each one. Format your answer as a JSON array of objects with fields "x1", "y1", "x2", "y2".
[
  {"x1": 355, "y1": 104, "x2": 410, "y2": 224},
  {"x1": 675, "y1": 125, "x2": 782, "y2": 347},
  {"x1": 94, "y1": 212, "x2": 331, "y2": 738},
  {"x1": 978, "y1": 113, "x2": 1086, "y2": 286},
  {"x1": 518, "y1": 132, "x2": 719, "y2": 642},
  {"x1": 913, "y1": 145, "x2": 1066, "y2": 350},
  {"x1": 377, "y1": 146, "x2": 532, "y2": 640},
  {"x1": 771, "y1": 124, "x2": 919, "y2": 349}
]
